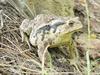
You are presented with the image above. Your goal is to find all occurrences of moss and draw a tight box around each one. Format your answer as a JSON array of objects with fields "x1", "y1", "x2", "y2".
[
  {"x1": 26, "y1": 0, "x2": 74, "y2": 17},
  {"x1": 10, "y1": 0, "x2": 74, "y2": 18}
]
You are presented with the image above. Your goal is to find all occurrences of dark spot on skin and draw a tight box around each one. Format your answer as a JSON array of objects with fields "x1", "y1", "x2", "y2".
[
  {"x1": 36, "y1": 25, "x2": 51, "y2": 35},
  {"x1": 35, "y1": 25, "x2": 51, "y2": 41},
  {"x1": 50, "y1": 20, "x2": 65, "y2": 33}
]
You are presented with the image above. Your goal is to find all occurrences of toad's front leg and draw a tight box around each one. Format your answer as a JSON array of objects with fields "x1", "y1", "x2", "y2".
[
  {"x1": 68, "y1": 40, "x2": 83, "y2": 74},
  {"x1": 38, "y1": 42, "x2": 51, "y2": 74},
  {"x1": 20, "y1": 30, "x2": 31, "y2": 49}
]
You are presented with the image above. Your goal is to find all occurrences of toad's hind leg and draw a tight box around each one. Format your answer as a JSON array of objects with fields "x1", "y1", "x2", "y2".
[{"x1": 38, "y1": 42, "x2": 52, "y2": 74}]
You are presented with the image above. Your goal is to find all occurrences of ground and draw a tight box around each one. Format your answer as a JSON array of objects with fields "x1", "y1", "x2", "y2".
[{"x1": 0, "y1": 0, "x2": 100, "y2": 75}]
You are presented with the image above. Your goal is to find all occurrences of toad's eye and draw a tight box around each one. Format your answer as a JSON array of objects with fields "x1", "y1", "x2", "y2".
[{"x1": 69, "y1": 21, "x2": 74, "y2": 27}]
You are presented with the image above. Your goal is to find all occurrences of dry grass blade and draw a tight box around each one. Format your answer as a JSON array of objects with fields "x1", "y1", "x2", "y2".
[
  {"x1": 0, "y1": 10, "x2": 3, "y2": 29},
  {"x1": 2, "y1": 37, "x2": 23, "y2": 52},
  {"x1": 7, "y1": 0, "x2": 35, "y2": 19}
]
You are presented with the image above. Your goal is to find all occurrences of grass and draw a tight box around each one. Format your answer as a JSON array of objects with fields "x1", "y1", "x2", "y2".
[
  {"x1": 84, "y1": 0, "x2": 91, "y2": 75},
  {"x1": 0, "y1": 10, "x2": 3, "y2": 29},
  {"x1": 0, "y1": 0, "x2": 100, "y2": 75}
]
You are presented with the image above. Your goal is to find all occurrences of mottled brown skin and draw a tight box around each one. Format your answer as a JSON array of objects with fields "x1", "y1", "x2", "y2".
[
  {"x1": 20, "y1": 14, "x2": 57, "y2": 49},
  {"x1": 20, "y1": 14, "x2": 83, "y2": 68}
]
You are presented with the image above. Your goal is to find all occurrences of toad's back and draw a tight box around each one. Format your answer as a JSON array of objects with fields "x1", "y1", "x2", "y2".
[{"x1": 29, "y1": 16, "x2": 82, "y2": 47}]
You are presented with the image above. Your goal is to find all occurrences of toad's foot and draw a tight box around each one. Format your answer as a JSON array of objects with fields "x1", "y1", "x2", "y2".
[
  {"x1": 20, "y1": 29, "x2": 32, "y2": 50},
  {"x1": 69, "y1": 58, "x2": 83, "y2": 75}
]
